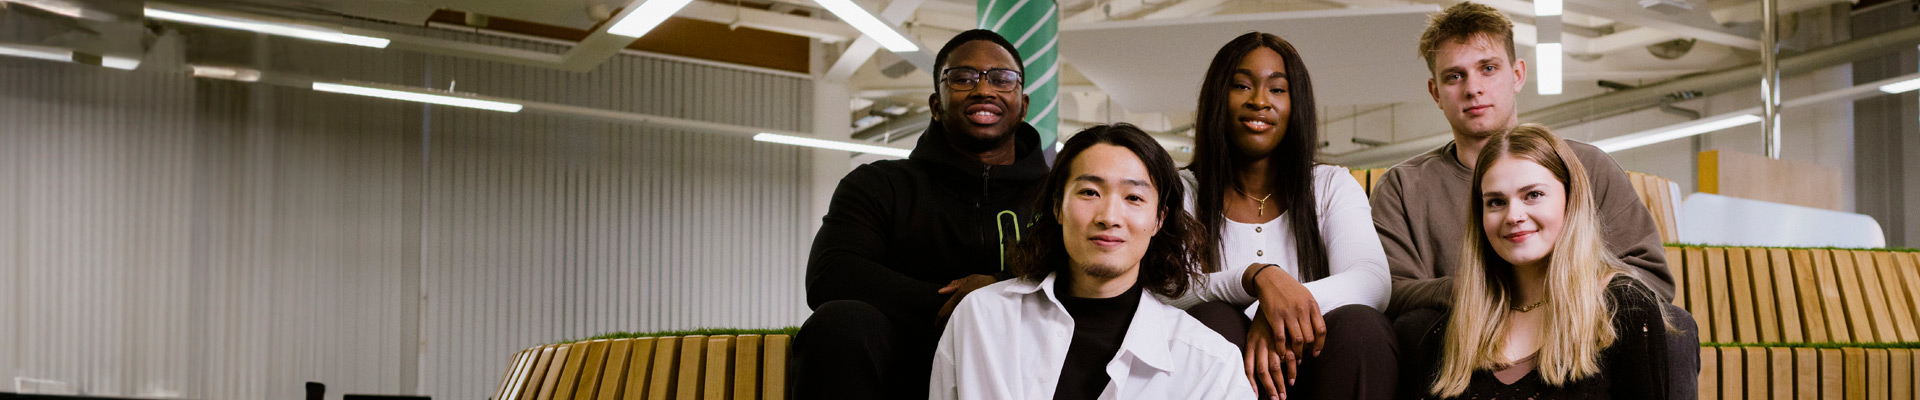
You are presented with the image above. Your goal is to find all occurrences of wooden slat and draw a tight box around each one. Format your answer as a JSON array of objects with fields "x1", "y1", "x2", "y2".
[
  {"x1": 1822, "y1": 349, "x2": 1844, "y2": 399},
  {"x1": 1656, "y1": 178, "x2": 1679, "y2": 243},
  {"x1": 1686, "y1": 248, "x2": 1711, "y2": 335},
  {"x1": 1792, "y1": 249, "x2": 1834, "y2": 343},
  {"x1": 1366, "y1": 168, "x2": 1386, "y2": 192},
  {"x1": 1896, "y1": 253, "x2": 1920, "y2": 340},
  {"x1": 553, "y1": 342, "x2": 594, "y2": 400},
  {"x1": 646, "y1": 337, "x2": 681, "y2": 400},
  {"x1": 1709, "y1": 248, "x2": 1745, "y2": 342},
  {"x1": 1725, "y1": 249, "x2": 1761, "y2": 342},
  {"x1": 520, "y1": 345, "x2": 560, "y2": 400},
  {"x1": 537, "y1": 344, "x2": 576, "y2": 400},
  {"x1": 571, "y1": 340, "x2": 613, "y2": 400},
  {"x1": 619, "y1": 338, "x2": 658, "y2": 400},
  {"x1": 1721, "y1": 347, "x2": 1743, "y2": 400},
  {"x1": 1796, "y1": 348, "x2": 1819, "y2": 400},
  {"x1": 1667, "y1": 247, "x2": 1686, "y2": 308},
  {"x1": 762, "y1": 335, "x2": 790, "y2": 400},
  {"x1": 1832, "y1": 250, "x2": 1879, "y2": 342},
  {"x1": 1845, "y1": 348, "x2": 1867, "y2": 400},
  {"x1": 1850, "y1": 251, "x2": 1900, "y2": 342},
  {"x1": 703, "y1": 336, "x2": 736, "y2": 400},
  {"x1": 496, "y1": 349, "x2": 533, "y2": 400},
  {"x1": 731, "y1": 335, "x2": 761, "y2": 400},
  {"x1": 1699, "y1": 347, "x2": 1718, "y2": 400},
  {"x1": 598, "y1": 339, "x2": 636, "y2": 400},
  {"x1": 1770, "y1": 348, "x2": 1793, "y2": 400},
  {"x1": 1894, "y1": 349, "x2": 1914, "y2": 400},
  {"x1": 676, "y1": 336, "x2": 709, "y2": 400},
  {"x1": 1871, "y1": 252, "x2": 1920, "y2": 342},
  {"x1": 1703, "y1": 248, "x2": 1734, "y2": 342},
  {"x1": 1747, "y1": 248, "x2": 1783, "y2": 343},
  {"x1": 1869, "y1": 348, "x2": 1890, "y2": 400},
  {"x1": 1768, "y1": 249, "x2": 1806, "y2": 343},
  {"x1": 1349, "y1": 168, "x2": 1367, "y2": 193},
  {"x1": 1629, "y1": 174, "x2": 1657, "y2": 241},
  {"x1": 1744, "y1": 347, "x2": 1767, "y2": 400}
]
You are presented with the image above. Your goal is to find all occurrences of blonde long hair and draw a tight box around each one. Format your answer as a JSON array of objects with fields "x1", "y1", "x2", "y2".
[{"x1": 1430, "y1": 124, "x2": 1627, "y2": 397}]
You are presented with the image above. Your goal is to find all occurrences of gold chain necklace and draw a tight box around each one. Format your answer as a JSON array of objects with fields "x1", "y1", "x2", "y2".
[
  {"x1": 1234, "y1": 187, "x2": 1275, "y2": 216},
  {"x1": 1511, "y1": 298, "x2": 1550, "y2": 312}
]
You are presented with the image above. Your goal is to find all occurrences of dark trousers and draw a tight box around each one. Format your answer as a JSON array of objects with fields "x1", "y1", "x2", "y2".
[
  {"x1": 1389, "y1": 303, "x2": 1701, "y2": 399},
  {"x1": 788, "y1": 300, "x2": 937, "y2": 400},
  {"x1": 1188, "y1": 302, "x2": 1400, "y2": 400}
]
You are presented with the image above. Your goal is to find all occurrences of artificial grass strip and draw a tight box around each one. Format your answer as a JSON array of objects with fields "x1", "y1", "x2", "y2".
[
  {"x1": 553, "y1": 326, "x2": 801, "y2": 344},
  {"x1": 1704, "y1": 342, "x2": 1920, "y2": 348},
  {"x1": 1663, "y1": 243, "x2": 1920, "y2": 253}
]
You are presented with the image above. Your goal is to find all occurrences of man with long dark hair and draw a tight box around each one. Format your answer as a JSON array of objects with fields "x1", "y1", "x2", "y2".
[
  {"x1": 793, "y1": 29, "x2": 1049, "y2": 399},
  {"x1": 930, "y1": 124, "x2": 1253, "y2": 399}
]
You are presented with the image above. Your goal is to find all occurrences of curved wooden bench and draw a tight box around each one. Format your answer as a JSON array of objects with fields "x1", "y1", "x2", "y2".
[{"x1": 491, "y1": 335, "x2": 791, "y2": 400}]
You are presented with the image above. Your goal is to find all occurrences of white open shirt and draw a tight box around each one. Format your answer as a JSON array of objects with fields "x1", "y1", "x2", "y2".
[{"x1": 930, "y1": 272, "x2": 1257, "y2": 399}]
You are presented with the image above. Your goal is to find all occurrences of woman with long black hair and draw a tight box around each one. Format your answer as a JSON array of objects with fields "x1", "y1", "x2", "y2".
[{"x1": 1169, "y1": 32, "x2": 1398, "y2": 399}]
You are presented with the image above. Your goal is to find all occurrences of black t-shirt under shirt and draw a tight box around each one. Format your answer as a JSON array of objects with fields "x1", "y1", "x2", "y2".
[{"x1": 1051, "y1": 280, "x2": 1144, "y2": 400}]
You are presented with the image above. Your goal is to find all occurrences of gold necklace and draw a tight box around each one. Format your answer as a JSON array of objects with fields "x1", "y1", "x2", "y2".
[
  {"x1": 1234, "y1": 187, "x2": 1275, "y2": 216},
  {"x1": 1511, "y1": 298, "x2": 1550, "y2": 312}
]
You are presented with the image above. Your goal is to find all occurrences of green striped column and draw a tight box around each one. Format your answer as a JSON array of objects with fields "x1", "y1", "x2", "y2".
[{"x1": 978, "y1": 0, "x2": 1060, "y2": 148}]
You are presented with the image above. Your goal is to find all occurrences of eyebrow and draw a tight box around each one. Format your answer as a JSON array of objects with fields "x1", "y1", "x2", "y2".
[
  {"x1": 1481, "y1": 183, "x2": 1545, "y2": 198},
  {"x1": 1233, "y1": 69, "x2": 1286, "y2": 79},
  {"x1": 1073, "y1": 175, "x2": 1153, "y2": 188}
]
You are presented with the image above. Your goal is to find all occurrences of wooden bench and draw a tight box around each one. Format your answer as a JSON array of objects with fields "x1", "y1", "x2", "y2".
[
  {"x1": 1670, "y1": 246, "x2": 1920, "y2": 399},
  {"x1": 491, "y1": 335, "x2": 792, "y2": 400}
]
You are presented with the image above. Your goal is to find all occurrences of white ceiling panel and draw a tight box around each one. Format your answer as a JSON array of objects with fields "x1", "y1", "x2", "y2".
[{"x1": 1060, "y1": 5, "x2": 1440, "y2": 113}]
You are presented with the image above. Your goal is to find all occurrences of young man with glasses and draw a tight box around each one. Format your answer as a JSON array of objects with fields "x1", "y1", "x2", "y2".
[{"x1": 793, "y1": 29, "x2": 1050, "y2": 400}]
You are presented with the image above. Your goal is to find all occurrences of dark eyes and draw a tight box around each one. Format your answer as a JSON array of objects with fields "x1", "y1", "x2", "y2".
[
  {"x1": 1525, "y1": 190, "x2": 1544, "y2": 200},
  {"x1": 1485, "y1": 198, "x2": 1506, "y2": 208}
]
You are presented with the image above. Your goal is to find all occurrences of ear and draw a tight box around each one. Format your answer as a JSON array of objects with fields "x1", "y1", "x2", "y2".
[
  {"x1": 1017, "y1": 93, "x2": 1031, "y2": 120},
  {"x1": 928, "y1": 93, "x2": 941, "y2": 122},
  {"x1": 1511, "y1": 58, "x2": 1528, "y2": 94},
  {"x1": 1427, "y1": 78, "x2": 1441, "y2": 108}
]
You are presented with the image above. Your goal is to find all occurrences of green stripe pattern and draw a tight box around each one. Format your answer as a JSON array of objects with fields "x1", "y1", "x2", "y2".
[{"x1": 978, "y1": 0, "x2": 1060, "y2": 148}]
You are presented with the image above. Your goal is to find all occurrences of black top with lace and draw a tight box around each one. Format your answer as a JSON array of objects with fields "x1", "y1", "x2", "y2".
[{"x1": 1401, "y1": 276, "x2": 1670, "y2": 400}]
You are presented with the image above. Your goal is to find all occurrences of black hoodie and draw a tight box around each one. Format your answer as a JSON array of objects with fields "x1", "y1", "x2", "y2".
[{"x1": 804, "y1": 119, "x2": 1051, "y2": 331}]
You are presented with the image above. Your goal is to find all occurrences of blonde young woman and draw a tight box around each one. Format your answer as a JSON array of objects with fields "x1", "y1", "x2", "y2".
[{"x1": 1402, "y1": 124, "x2": 1670, "y2": 399}]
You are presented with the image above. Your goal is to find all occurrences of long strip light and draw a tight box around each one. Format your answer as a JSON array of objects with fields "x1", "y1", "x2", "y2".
[
  {"x1": 144, "y1": 7, "x2": 389, "y2": 48},
  {"x1": 810, "y1": 0, "x2": 919, "y2": 52},
  {"x1": 1879, "y1": 77, "x2": 1920, "y2": 94},
  {"x1": 312, "y1": 82, "x2": 524, "y2": 112},
  {"x1": 1536, "y1": 43, "x2": 1563, "y2": 95},
  {"x1": 753, "y1": 133, "x2": 911, "y2": 157},
  {"x1": 605, "y1": 0, "x2": 698, "y2": 38},
  {"x1": 0, "y1": 44, "x2": 72, "y2": 62},
  {"x1": 1592, "y1": 114, "x2": 1763, "y2": 153}
]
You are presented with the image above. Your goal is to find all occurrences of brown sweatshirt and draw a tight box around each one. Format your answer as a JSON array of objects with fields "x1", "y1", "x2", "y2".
[{"x1": 1371, "y1": 140, "x2": 1674, "y2": 317}]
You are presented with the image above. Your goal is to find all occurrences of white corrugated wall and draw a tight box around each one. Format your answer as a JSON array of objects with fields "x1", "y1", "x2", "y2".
[{"x1": 0, "y1": 27, "x2": 814, "y2": 400}]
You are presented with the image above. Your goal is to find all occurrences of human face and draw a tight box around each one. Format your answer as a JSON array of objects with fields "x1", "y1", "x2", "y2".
[
  {"x1": 1427, "y1": 35, "x2": 1526, "y2": 140},
  {"x1": 930, "y1": 40, "x2": 1029, "y2": 152},
  {"x1": 1059, "y1": 144, "x2": 1163, "y2": 282},
  {"x1": 1480, "y1": 156, "x2": 1565, "y2": 270},
  {"x1": 1226, "y1": 47, "x2": 1291, "y2": 160}
]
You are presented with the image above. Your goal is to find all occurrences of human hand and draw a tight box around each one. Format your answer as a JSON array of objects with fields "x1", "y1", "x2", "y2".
[
  {"x1": 1244, "y1": 264, "x2": 1326, "y2": 384},
  {"x1": 1245, "y1": 314, "x2": 1290, "y2": 399},
  {"x1": 935, "y1": 274, "x2": 999, "y2": 326}
]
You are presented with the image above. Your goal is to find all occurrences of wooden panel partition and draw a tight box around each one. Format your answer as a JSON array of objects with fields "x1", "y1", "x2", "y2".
[{"x1": 492, "y1": 335, "x2": 792, "y2": 400}]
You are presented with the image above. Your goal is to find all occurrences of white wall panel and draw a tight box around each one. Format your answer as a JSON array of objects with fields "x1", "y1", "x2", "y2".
[{"x1": 0, "y1": 26, "x2": 813, "y2": 400}]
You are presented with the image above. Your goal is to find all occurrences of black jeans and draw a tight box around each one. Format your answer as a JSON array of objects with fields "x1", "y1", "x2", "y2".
[
  {"x1": 1188, "y1": 302, "x2": 1401, "y2": 399},
  {"x1": 1389, "y1": 303, "x2": 1701, "y2": 399},
  {"x1": 788, "y1": 300, "x2": 938, "y2": 400}
]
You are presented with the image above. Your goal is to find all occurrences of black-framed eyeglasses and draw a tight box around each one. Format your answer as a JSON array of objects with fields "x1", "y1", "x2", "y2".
[{"x1": 941, "y1": 67, "x2": 1023, "y2": 93}]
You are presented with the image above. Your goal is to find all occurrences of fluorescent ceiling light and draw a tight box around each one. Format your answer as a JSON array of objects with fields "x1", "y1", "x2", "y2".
[
  {"x1": 605, "y1": 0, "x2": 698, "y2": 38},
  {"x1": 810, "y1": 0, "x2": 919, "y2": 52},
  {"x1": 190, "y1": 65, "x2": 261, "y2": 82},
  {"x1": 1534, "y1": 0, "x2": 1562, "y2": 16},
  {"x1": 754, "y1": 133, "x2": 911, "y2": 157},
  {"x1": 1536, "y1": 43, "x2": 1562, "y2": 95},
  {"x1": 100, "y1": 56, "x2": 140, "y2": 70},
  {"x1": 4, "y1": 0, "x2": 86, "y2": 19},
  {"x1": 1879, "y1": 77, "x2": 1920, "y2": 94},
  {"x1": 0, "y1": 44, "x2": 72, "y2": 62},
  {"x1": 311, "y1": 82, "x2": 524, "y2": 112},
  {"x1": 1593, "y1": 114, "x2": 1762, "y2": 153},
  {"x1": 144, "y1": 7, "x2": 390, "y2": 48}
]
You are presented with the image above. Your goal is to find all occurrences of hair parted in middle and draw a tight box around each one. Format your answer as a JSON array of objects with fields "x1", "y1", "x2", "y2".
[
  {"x1": 1008, "y1": 123, "x2": 1206, "y2": 299},
  {"x1": 1430, "y1": 123, "x2": 1651, "y2": 397},
  {"x1": 1417, "y1": 2, "x2": 1517, "y2": 74},
  {"x1": 1188, "y1": 31, "x2": 1327, "y2": 280}
]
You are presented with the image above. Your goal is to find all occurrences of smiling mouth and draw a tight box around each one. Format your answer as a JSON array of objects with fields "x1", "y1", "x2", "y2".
[
  {"x1": 1503, "y1": 230, "x2": 1535, "y2": 242},
  {"x1": 1239, "y1": 117, "x2": 1275, "y2": 132},
  {"x1": 964, "y1": 103, "x2": 1003, "y2": 125},
  {"x1": 1090, "y1": 235, "x2": 1125, "y2": 248}
]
